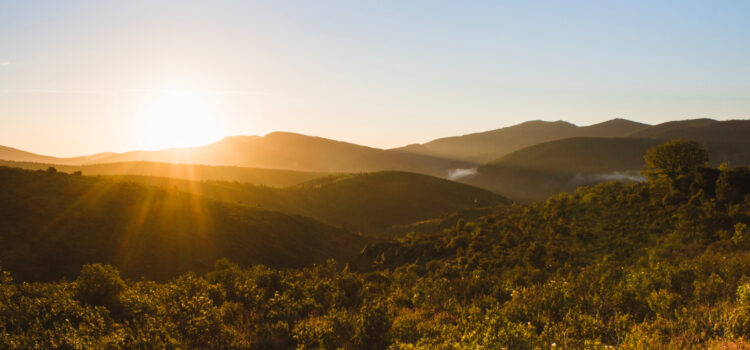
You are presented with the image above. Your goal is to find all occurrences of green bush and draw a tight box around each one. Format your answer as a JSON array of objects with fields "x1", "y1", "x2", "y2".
[{"x1": 73, "y1": 264, "x2": 126, "y2": 311}]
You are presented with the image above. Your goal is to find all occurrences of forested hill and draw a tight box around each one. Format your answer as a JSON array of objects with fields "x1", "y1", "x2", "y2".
[
  {"x1": 0, "y1": 166, "x2": 368, "y2": 281},
  {"x1": 90, "y1": 171, "x2": 509, "y2": 237},
  {"x1": 1, "y1": 141, "x2": 750, "y2": 348}
]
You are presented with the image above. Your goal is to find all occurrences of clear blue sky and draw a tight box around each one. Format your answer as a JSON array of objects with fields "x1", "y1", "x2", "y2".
[{"x1": 1, "y1": 0, "x2": 749, "y2": 156}]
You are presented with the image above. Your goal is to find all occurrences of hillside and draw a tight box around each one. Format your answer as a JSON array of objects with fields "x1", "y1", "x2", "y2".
[
  {"x1": 628, "y1": 119, "x2": 750, "y2": 164},
  {"x1": 0, "y1": 160, "x2": 327, "y2": 187},
  {"x1": 394, "y1": 119, "x2": 649, "y2": 163},
  {"x1": 451, "y1": 137, "x2": 661, "y2": 201},
  {"x1": 84, "y1": 132, "x2": 474, "y2": 177},
  {"x1": 458, "y1": 164, "x2": 573, "y2": 202},
  {"x1": 0, "y1": 166, "x2": 368, "y2": 281},
  {"x1": 0, "y1": 145, "x2": 113, "y2": 165},
  {"x1": 2, "y1": 157, "x2": 749, "y2": 348},
  {"x1": 458, "y1": 133, "x2": 750, "y2": 201},
  {"x1": 493, "y1": 137, "x2": 662, "y2": 174},
  {"x1": 627, "y1": 118, "x2": 745, "y2": 141},
  {"x1": 284, "y1": 172, "x2": 508, "y2": 235},
  {"x1": 91, "y1": 171, "x2": 509, "y2": 237}
]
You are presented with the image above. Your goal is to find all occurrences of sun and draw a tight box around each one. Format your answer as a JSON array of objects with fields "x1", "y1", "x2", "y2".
[{"x1": 136, "y1": 86, "x2": 223, "y2": 150}]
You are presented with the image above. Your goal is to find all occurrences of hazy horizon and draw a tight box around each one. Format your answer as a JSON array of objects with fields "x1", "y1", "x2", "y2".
[
  {"x1": 2, "y1": 0, "x2": 750, "y2": 157},
  {"x1": 0, "y1": 117, "x2": 685, "y2": 158}
]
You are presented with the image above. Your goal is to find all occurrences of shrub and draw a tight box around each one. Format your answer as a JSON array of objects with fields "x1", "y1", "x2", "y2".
[{"x1": 73, "y1": 264, "x2": 126, "y2": 311}]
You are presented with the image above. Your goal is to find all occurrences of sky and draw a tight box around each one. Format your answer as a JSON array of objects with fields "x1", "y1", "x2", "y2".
[{"x1": 1, "y1": 0, "x2": 749, "y2": 157}]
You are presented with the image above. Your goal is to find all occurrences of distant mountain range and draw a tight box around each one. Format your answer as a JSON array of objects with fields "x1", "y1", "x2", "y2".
[
  {"x1": 394, "y1": 118, "x2": 750, "y2": 163},
  {"x1": 1, "y1": 118, "x2": 748, "y2": 201},
  {"x1": 393, "y1": 118, "x2": 650, "y2": 163},
  {"x1": 0, "y1": 132, "x2": 469, "y2": 178},
  {"x1": 0, "y1": 145, "x2": 114, "y2": 165}
]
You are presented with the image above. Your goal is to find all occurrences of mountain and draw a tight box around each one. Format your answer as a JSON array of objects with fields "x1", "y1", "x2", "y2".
[
  {"x1": 396, "y1": 118, "x2": 750, "y2": 164},
  {"x1": 0, "y1": 160, "x2": 327, "y2": 188},
  {"x1": 87, "y1": 171, "x2": 509, "y2": 237},
  {"x1": 579, "y1": 118, "x2": 650, "y2": 136},
  {"x1": 81, "y1": 132, "x2": 473, "y2": 177},
  {"x1": 487, "y1": 119, "x2": 750, "y2": 175},
  {"x1": 0, "y1": 145, "x2": 115, "y2": 165},
  {"x1": 393, "y1": 119, "x2": 650, "y2": 163},
  {"x1": 627, "y1": 119, "x2": 750, "y2": 164},
  {"x1": 628, "y1": 118, "x2": 742, "y2": 140},
  {"x1": 0, "y1": 166, "x2": 368, "y2": 281},
  {"x1": 0, "y1": 132, "x2": 474, "y2": 178}
]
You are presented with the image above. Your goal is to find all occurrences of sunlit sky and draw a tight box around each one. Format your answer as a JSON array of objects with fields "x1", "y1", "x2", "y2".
[{"x1": 1, "y1": 0, "x2": 749, "y2": 156}]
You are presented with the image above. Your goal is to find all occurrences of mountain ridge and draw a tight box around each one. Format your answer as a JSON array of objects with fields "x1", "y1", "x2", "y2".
[{"x1": 391, "y1": 118, "x2": 651, "y2": 162}]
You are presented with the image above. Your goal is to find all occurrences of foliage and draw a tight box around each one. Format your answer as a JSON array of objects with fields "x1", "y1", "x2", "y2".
[
  {"x1": 1, "y1": 145, "x2": 750, "y2": 348},
  {"x1": 643, "y1": 139, "x2": 708, "y2": 184},
  {"x1": 74, "y1": 264, "x2": 126, "y2": 311}
]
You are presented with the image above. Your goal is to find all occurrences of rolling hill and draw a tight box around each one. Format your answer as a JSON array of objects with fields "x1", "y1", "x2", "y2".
[
  {"x1": 0, "y1": 133, "x2": 473, "y2": 178},
  {"x1": 0, "y1": 160, "x2": 327, "y2": 187},
  {"x1": 454, "y1": 138, "x2": 659, "y2": 201},
  {"x1": 88, "y1": 171, "x2": 509, "y2": 237},
  {"x1": 75, "y1": 132, "x2": 474, "y2": 177},
  {"x1": 493, "y1": 137, "x2": 662, "y2": 174},
  {"x1": 0, "y1": 145, "x2": 113, "y2": 165},
  {"x1": 458, "y1": 133, "x2": 750, "y2": 202},
  {"x1": 393, "y1": 118, "x2": 649, "y2": 163},
  {"x1": 394, "y1": 118, "x2": 750, "y2": 164},
  {"x1": 628, "y1": 119, "x2": 750, "y2": 164},
  {"x1": 3, "y1": 119, "x2": 747, "y2": 205},
  {"x1": 0, "y1": 166, "x2": 368, "y2": 281}
]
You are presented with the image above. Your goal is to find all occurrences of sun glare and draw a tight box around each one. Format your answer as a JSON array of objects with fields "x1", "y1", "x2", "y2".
[{"x1": 137, "y1": 86, "x2": 223, "y2": 150}]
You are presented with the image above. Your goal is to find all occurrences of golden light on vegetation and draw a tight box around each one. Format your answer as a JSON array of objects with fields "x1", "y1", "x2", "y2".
[{"x1": 136, "y1": 84, "x2": 223, "y2": 150}]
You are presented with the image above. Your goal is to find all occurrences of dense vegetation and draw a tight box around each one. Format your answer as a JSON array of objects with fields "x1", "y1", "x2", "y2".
[
  {"x1": 0, "y1": 166, "x2": 367, "y2": 281},
  {"x1": 0, "y1": 141, "x2": 748, "y2": 348}
]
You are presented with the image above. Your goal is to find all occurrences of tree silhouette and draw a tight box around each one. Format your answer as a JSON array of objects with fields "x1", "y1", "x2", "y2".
[{"x1": 643, "y1": 140, "x2": 708, "y2": 185}]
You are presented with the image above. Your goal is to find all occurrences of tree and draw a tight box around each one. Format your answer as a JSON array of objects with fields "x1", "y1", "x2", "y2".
[{"x1": 643, "y1": 140, "x2": 708, "y2": 184}]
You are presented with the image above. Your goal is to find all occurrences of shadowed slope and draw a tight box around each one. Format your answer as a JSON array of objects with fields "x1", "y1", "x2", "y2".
[
  {"x1": 0, "y1": 166, "x2": 367, "y2": 281},
  {"x1": 89, "y1": 171, "x2": 509, "y2": 237},
  {"x1": 628, "y1": 119, "x2": 750, "y2": 164},
  {"x1": 459, "y1": 133, "x2": 750, "y2": 202},
  {"x1": 493, "y1": 137, "x2": 662, "y2": 174}
]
